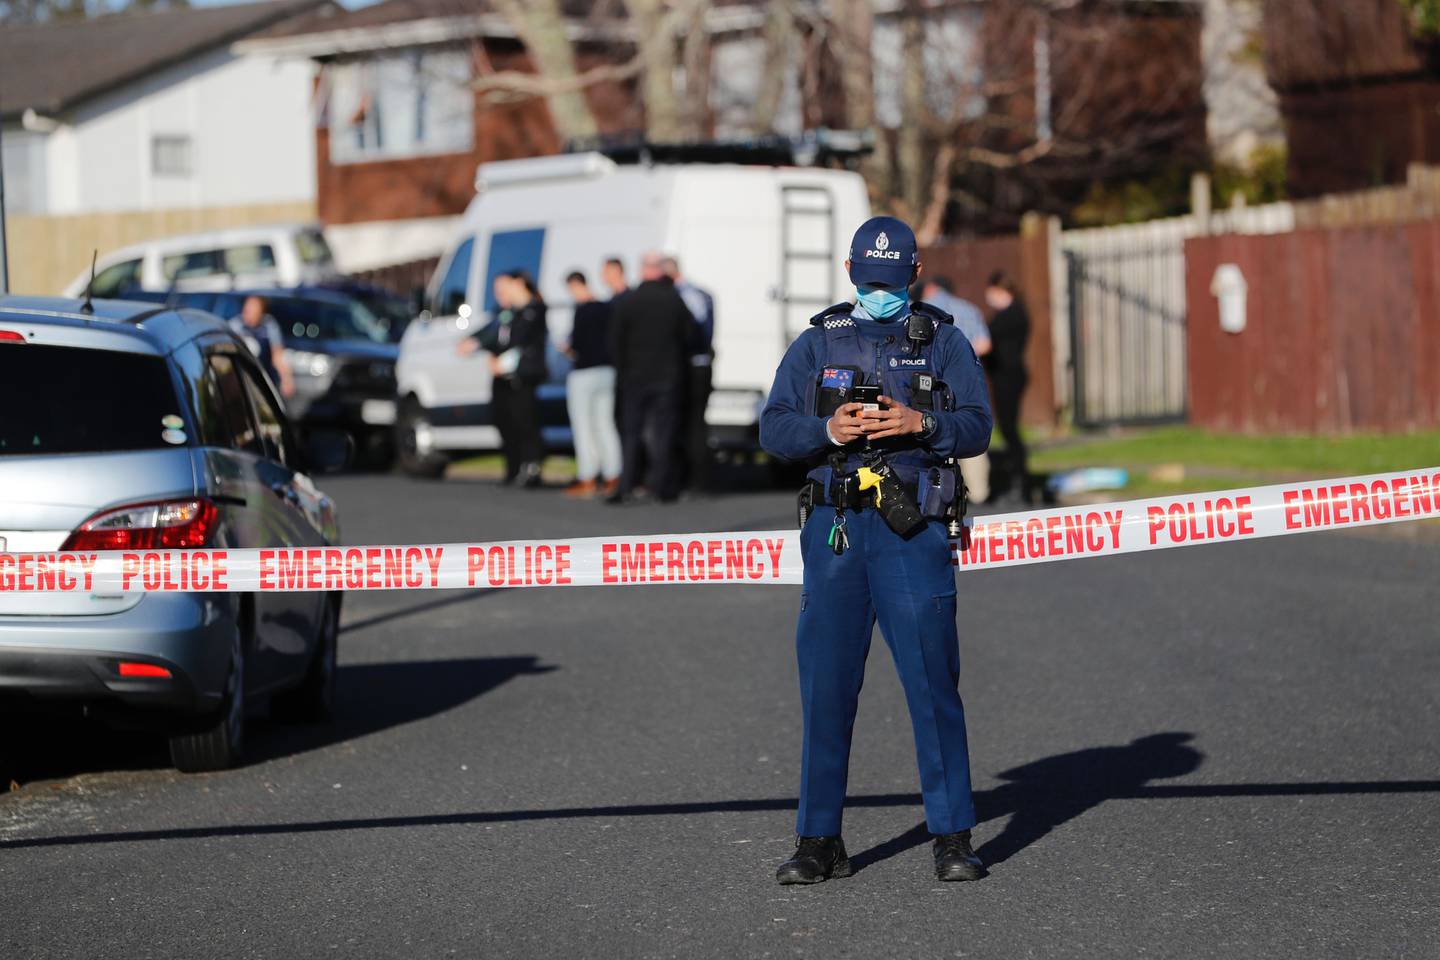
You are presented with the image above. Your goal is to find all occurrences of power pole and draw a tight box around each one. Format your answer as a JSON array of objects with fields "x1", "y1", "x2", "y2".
[{"x1": 0, "y1": 121, "x2": 10, "y2": 294}]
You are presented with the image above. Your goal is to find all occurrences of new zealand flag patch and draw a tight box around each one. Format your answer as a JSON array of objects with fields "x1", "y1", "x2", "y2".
[{"x1": 821, "y1": 367, "x2": 855, "y2": 391}]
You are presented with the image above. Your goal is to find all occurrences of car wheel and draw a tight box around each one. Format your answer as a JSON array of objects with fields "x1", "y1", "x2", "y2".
[
  {"x1": 169, "y1": 624, "x2": 245, "y2": 773},
  {"x1": 358, "y1": 429, "x2": 395, "y2": 471},
  {"x1": 396, "y1": 398, "x2": 448, "y2": 479},
  {"x1": 275, "y1": 597, "x2": 338, "y2": 723}
]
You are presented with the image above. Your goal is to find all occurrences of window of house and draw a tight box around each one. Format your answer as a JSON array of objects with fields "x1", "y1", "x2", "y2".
[
  {"x1": 1, "y1": 129, "x2": 46, "y2": 215},
  {"x1": 328, "y1": 49, "x2": 473, "y2": 164},
  {"x1": 152, "y1": 135, "x2": 193, "y2": 177}
]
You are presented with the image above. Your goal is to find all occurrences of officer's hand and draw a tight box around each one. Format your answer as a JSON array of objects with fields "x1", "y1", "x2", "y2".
[
  {"x1": 861, "y1": 397, "x2": 924, "y2": 439},
  {"x1": 827, "y1": 402, "x2": 867, "y2": 444},
  {"x1": 456, "y1": 338, "x2": 480, "y2": 356}
]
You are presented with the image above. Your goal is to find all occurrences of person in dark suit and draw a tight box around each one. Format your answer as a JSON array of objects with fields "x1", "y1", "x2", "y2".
[
  {"x1": 983, "y1": 271, "x2": 1032, "y2": 502},
  {"x1": 607, "y1": 251, "x2": 693, "y2": 503}
]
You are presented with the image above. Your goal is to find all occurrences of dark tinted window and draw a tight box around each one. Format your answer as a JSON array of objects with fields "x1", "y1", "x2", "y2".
[
  {"x1": 0, "y1": 344, "x2": 183, "y2": 454},
  {"x1": 435, "y1": 238, "x2": 474, "y2": 315},
  {"x1": 481, "y1": 228, "x2": 544, "y2": 313},
  {"x1": 238, "y1": 362, "x2": 288, "y2": 465},
  {"x1": 206, "y1": 354, "x2": 261, "y2": 456},
  {"x1": 267, "y1": 296, "x2": 388, "y2": 343},
  {"x1": 162, "y1": 246, "x2": 275, "y2": 281}
]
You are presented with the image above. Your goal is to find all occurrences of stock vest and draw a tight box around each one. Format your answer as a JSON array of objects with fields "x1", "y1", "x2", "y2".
[{"x1": 804, "y1": 300, "x2": 958, "y2": 493}]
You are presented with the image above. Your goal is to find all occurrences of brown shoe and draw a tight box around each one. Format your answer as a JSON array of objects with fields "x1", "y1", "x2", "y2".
[
  {"x1": 564, "y1": 480, "x2": 597, "y2": 499},
  {"x1": 600, "y1": 478, "x2": 621, "y2": 499}
]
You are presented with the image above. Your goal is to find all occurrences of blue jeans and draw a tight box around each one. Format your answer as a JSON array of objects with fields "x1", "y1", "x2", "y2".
[
  {"x1": 566, "y1": 365, "x2": 622, "y2": 482},
  {"x1": 795, "y1": 505, "x2": 976, "y2": 837}
]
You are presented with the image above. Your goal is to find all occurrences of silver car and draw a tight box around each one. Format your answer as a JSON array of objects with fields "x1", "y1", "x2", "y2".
[{"x1": 0, "y1": 296, "x2": 344, "y2": 772}]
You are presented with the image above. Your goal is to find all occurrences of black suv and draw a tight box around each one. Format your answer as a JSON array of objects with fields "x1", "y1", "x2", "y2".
[{"x1": 124, "y1": 287, "x2": 400, "y2": 466}]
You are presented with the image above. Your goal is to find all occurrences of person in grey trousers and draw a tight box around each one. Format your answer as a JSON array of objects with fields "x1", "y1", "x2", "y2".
[{"x1": 562, "y1": 270, "x2": 623, "y2": 498}]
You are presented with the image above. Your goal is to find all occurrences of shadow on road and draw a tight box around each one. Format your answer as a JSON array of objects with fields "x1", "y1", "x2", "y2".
[
  {"x1": 246, "y1": 655, "x2": 556, "y2": 764},
  {"x1": 849, "y1": 732, "x2": 1201, "y2": 872},
  {"x1": 8, "y1": 731, "x2": 1440, "y2": 858},
  {"x1": 0, "y1": 656, "x2": 554, "y2": 793},
  {"x1": 339, "y1": 589, "x2": 499, "y2": 635}
]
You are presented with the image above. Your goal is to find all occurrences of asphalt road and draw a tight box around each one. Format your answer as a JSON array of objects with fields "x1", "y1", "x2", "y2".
[{"x1": 3, "y1": 470, "x2": 1439, "y2": 959}]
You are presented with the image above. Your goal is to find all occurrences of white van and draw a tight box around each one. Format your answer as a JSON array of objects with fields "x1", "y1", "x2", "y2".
[
  {"x1": 394, "y1": 152, "x2": 870, "y2": 477},
  {"x1": 62, "y1": 224, "x2": 339, "y2": 298}
]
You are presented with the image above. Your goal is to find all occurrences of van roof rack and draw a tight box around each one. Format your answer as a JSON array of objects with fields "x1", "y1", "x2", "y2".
[{"x1": 564, "y1": 129, "x2": 874, "y2": 168}]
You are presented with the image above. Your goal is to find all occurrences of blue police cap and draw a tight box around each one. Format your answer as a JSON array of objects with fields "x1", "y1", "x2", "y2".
[{"x1": 848, "y1": 216, "x2": 918, "y2": 288}]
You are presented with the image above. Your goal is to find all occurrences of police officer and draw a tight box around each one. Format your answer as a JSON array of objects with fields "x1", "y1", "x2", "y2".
[{"x1": 759, "y1": 216, "x2": 992, "y2": 884}]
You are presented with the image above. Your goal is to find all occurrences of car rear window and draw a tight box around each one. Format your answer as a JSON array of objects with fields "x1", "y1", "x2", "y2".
[{"x1": 0, "y1": 344, "x2": 185, "y2": 455}]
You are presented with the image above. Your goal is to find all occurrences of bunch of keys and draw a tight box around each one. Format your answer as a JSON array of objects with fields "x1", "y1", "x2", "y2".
[{"x1": 827, "y1": 511, "x2": 849, "y2": 556}]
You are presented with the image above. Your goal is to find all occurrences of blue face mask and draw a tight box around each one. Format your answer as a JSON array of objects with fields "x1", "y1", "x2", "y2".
[{"x1": 855, "y1": 286, "x2": 908, "y2": 320}]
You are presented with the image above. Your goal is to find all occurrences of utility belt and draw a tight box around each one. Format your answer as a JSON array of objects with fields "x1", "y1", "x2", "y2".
[{"x1": 798, "y1": 451, "x2": 968, "y2": 546}]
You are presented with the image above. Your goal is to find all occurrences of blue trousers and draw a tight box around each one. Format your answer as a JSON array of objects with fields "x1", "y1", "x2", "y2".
[{"x1": 795, "y1": 505, "x2": 977, "y2": 837}]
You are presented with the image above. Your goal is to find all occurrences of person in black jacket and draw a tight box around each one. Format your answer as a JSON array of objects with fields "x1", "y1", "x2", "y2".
[
  {"x1": 458, "y1": 270, "x2": 549, "y2": 487},
  {"x1": 983, "y1": 271, "x2": 1032, "y2": 503},
  {"x1": 607, "y1": 251, "x2": 693, "y2": 503}
]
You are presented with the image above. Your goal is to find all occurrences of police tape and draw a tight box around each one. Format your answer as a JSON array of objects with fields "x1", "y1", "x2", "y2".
[{"x1": 1, "y1": 467, "x2": 1438, "y2": 594}]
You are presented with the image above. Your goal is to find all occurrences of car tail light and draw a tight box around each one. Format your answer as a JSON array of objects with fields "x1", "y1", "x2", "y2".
[
  {"x1": 0, "y1": 329, "x2": 25, "y2": 342},
  {"x1": 118, "y1": 662, "x2": 172, "y2": 679},
  {"x1": 61, "y1": 498, "x2": 218, "y2": 551}
]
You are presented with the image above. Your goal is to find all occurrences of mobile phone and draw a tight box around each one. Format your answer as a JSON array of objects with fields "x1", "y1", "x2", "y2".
[{"x1": 851, "y1": 385, "x2": 884, "y2": 411}]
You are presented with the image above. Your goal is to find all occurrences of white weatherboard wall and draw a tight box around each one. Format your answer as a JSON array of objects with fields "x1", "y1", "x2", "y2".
[{"x1": 22, "y1": 45, "x2": 315, "y2": 216}]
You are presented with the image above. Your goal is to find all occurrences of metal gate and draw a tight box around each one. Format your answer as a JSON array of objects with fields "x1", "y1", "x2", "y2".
[{"x1": 1065, "y1": 241, "x2": 1188, "y2": 427}]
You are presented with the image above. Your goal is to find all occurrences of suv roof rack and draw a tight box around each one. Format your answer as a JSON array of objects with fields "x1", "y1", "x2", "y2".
[{"x1": 563, "y1": 129, "x2": 874, "y2": 169}]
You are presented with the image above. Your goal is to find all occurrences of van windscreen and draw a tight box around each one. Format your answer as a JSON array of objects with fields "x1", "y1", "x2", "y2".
[{"x1": 0, "y1": 344, "x2": 184, "y2": 455}]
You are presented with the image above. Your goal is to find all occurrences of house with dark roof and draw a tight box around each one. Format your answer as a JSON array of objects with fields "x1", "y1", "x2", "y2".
[
  {"x1": 0, "y1": 0, "x2": 333, "y2": 219},
  {"x1": 1263, "y1": 0, "x2": 1440, "y2": 197}
]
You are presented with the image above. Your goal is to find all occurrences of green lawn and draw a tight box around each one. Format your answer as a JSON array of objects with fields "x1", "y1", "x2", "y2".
[{"x1": 1030, "y1": 426, "x2": 1440, "y2": 497}]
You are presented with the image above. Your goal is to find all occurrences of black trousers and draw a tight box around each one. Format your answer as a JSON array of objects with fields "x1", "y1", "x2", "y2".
[
  {"x1": 619, "y1": 378, "x2": 681, "y2": 499},
  {"x1": 492, "y1": 376, "x2": 543, "y2": 479},
  {"x1": 991, "y1": 372, "x2": 1029, "y2": 497},
  {"x1": 682, "y1": 363, "x2": 713, "y2": 492}
]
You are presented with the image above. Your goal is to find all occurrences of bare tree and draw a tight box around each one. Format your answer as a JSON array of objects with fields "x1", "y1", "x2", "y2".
[
  {"x1": 624, "y1": 0, "x2": 683, "y2": 140},
  {"x1": 488, "y1": 0, "x2": 602, "y2": 141},
  {"x1": 897, "y1": 0, "x2": 928, "y2": 221},
  {"x1": 824, "y1": 0, "x2": 890, "y2": 199},
  {"x1": 472, "y1": 0, "x2": 715, "y2": 143},
  {"x1": 844, "y1": 0, "x2": 1206, "y2": 236},
  {"x1": 679, "y1": 0, "x2": 711, "y2": 138},
  {"x1": 751, "y1": 0, "x2": 798, "y2": 133}
]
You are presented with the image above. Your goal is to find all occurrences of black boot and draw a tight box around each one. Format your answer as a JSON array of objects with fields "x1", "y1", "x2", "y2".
[
  {"x1": 932, "y1": 830, "x2": 986, "y2": 881},
  {"x1": 776, "y1": 835, "x2": 852, "y2": 885}
]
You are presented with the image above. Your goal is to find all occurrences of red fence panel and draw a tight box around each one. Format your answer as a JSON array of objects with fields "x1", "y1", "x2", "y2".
[{"x1": 1186, "y1": 221, "x2": 1440, "y2": 433}]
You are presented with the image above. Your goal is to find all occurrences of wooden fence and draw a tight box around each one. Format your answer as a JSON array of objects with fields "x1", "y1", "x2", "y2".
[
  {"x1": 1185, "y1": 219, "x2": 1440, "y2": 433},
  {"x1": 5, "y1": 202, "x2": 318, "y2": 296},
  {"x1": 922, "y1": 215, "x2": 1058, "y2": 430}
]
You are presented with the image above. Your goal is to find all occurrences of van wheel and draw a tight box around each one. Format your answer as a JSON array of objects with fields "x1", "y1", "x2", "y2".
[
  {"x1": 275, "y1": 597, "x2": 338, "y2": 723},
  {"x1": 170, "y1": 626, "x2": 245, "y2": 773},
  {"x1": 396, "y1": 398, "x2": 448, "y2": 479}
]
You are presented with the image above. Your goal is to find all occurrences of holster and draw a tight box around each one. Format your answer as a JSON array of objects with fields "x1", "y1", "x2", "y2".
[
  {"x1": 797, "y1": 478, "x2": 823, "y2": 530},
  {"x1": 860, "y1": 452, "x2": 928, "y2": 539}
]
